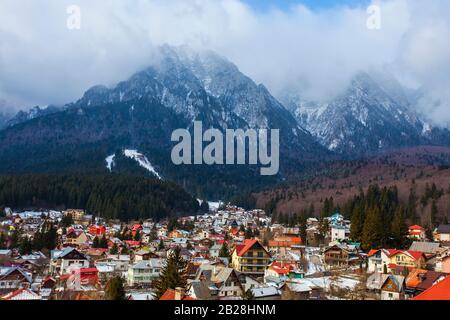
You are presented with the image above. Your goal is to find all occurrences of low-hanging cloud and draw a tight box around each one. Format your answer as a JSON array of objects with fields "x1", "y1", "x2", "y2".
[{"x1": 0, "y1": 0, "x2": 449, "y2": 125}]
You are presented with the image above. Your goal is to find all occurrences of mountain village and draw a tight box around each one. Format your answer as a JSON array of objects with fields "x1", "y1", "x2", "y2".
[{"x1": 1, "y1": 203, "x2": 450, "y2": 301}]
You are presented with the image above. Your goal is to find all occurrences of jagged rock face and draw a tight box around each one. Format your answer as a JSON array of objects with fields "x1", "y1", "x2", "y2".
[
  {"x1": 0, "y1": 46, "x2": 329, "y2": 198},
  {"x1": 282, "y1": 72, "x2": 435, "y2": 157}
]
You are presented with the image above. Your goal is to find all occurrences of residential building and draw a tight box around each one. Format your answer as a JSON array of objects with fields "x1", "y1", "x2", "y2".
[
  {"x1": 408, "y1": 225, "x2": 426, "y2": 241},
  {"x1": 231, "y1": 239, "x2": 271, "y2": 276},
  {"x1": 49, "y1": 247, "x2": 90, "y2": 275},
  {"x1": 127, "y1": 259, "x2": 164, "y2": 287},
  {"x1": 434, "y1": 224, "x2": 450, "y2": 242}
]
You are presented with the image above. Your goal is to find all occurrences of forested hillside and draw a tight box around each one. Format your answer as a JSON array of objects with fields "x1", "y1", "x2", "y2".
[{"x1": 0, "y1": 174, "x2": 199, "y2": 221}]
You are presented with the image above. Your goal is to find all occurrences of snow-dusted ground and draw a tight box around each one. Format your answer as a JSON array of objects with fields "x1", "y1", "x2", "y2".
[
  {"x1": 123, "y1": 149, "x2": 162, "y2": 179},
  {"x1": 289, "y1": 275, "x2": 359, "y2": 292},
  {"x1": 304, "y1": 247, "x2": 325, "y2": 275},
  {"x1": 197, "y1": 200, "x2": 222, "y2": 212}
]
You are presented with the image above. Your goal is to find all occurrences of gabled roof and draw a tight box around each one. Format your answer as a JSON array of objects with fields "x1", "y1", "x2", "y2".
[
  {"x1": 0, "y1": 267, "x2": 32, "y2": 283},
  {"x1": 0, "y1": 288, "x2": 41, "y2": 300},
  {"x1": 234, "y1": 239, "x2": 268, "y2": 257},
  {"x1": 381, "y1": 274, "x2": 405, "y2": 292},
  {"x1": 412, "y1": 275, "x2": 450, "y2": 300},
  {"x1": 409, "y1": 225, "x2": 425, "y2": 231},
  {"x1": 51, "y1": 247, "x2": 88, "y2": 260},
  {"x1": 409, "y1": 242, "x2": 441, "y2": 254}
]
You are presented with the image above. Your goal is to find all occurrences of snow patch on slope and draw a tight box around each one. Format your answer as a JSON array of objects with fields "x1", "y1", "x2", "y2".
[
  {"x1": 105, "y1": 154, "x2": 115, "y2": 172},
  {"x1": 123, "y1": 149, "x2": 162, "y2": 179}
]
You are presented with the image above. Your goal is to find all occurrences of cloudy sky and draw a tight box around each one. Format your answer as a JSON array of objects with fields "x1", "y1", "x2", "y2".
[{"x1": 0, "y1": 0, "x2": 449, "y2": 124}]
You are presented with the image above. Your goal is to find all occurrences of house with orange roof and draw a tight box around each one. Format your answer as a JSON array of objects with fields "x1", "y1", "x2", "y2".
[
  {"x1": 412, "y1": 275, "x2": 450, "y2": 300},
  {"x1": 231, "y1": 239, "x2": 271, "y2": 276},
  {"x1": 268, "y1": 236, "x2": 302, "y2": 255},
  {"x1": 159, "y1": 287, "x2": 197, "y2": 300}
]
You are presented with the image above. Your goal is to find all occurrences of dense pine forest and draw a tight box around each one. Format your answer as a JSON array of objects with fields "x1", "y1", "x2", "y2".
[
  {"x1": 271, "y1": 183, "x2": 449, "y2": 250},
  {"x1": 0, "y1": 174, "x2": 199, "y2": 221}
]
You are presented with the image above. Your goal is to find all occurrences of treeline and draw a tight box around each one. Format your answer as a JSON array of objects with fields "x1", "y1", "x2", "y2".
[
  {"x1": 0, "y1": 174, "x2": 199, "y2": 221},
  {"x1": 268, "y1": 183, "x2": 449, "y2": 251},
  {"x1": 343, "y1": 185, "x2": 410, "y2": 250}
]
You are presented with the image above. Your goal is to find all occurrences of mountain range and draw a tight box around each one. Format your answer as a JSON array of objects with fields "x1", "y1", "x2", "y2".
[{"x1": 1, "y1": 45, "x2": 450, "y2": 199}]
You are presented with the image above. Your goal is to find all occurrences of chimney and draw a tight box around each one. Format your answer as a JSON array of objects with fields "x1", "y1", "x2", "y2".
[{"x1": 174, "y1": 287, "x2": 185, "y2": 300}]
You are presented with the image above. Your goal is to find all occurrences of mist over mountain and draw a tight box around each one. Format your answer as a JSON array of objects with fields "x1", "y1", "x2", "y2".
[
  {"x1": 0, "y1": 46, "x2": 330, "y2": 199},
  {"x1": 281, "y1": 71, "x2": 450, "y2": 157}
]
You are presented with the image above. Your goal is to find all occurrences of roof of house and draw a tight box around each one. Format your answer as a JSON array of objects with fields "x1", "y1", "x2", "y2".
[
  {"x1": 188, "y1": 280, "x2": 213, "y2": 299},
  {"x1": 437, "y1": 224, "x2": 450, "y2": 234},
  {"x1": 409, "y1": 225, "x2": 425, "y2": 231},
  {"x1": 409, "y1": 242, "x2": 441, "y2": 254},
  {"x1": 366, "y1": 273, "x2": 389, "y2": 290},
  {"x1": 416, "y1": 271, "x2": 448, "y2": 291},
  {"x1": 405, "y1": 269, "x2": 428, "y2": 289},
  {"x1": 382, "y1": 274, "x2": 405, "y2": 292},
  {"x1": 0, "y1": 267, "x2": 32, "y2": 283},
  {"x1": 412, "y1": 275, "x2": 450, "y2": 300},
  {"x1": 234, "y1": 239, "x2": 267, "y2": 257},
  {"x1": 250, "y1": 286, "x2": 280, "y2": 298},
  {"x1": 159, "y1": 289, "x2": 197, "y2": 300},
  {"x1": 268, "y1": 262, "x2": 296, "y2": 275},
  {"x1": 0, "y1": 288, "x2": 41, "y2": 300}
]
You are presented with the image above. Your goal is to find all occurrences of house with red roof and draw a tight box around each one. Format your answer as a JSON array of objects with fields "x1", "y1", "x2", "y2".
[
  {"x1": 412, "y1": 275, "x2": 450, "y2": 300},
  {"x1": 89, "y1": 225, "x2": 106, "y2": 237},
  {"x1": 368, "y1": 249, "x2": 426, "y2": 274},
  {"x1": 408, "y1": 225, "x2": 426, "y2": 241},
  {"x1": 0, "y1": 287, "x2": 41, "y2": 300},
  {"x1": 231, "y1": 239, "x2": 271, "y2": 276}
]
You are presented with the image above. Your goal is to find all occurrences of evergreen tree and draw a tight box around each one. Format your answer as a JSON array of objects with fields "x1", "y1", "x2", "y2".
[
  {"x1": 407, "y1": 184, "x2": 417, "y2": 222},
  {"x1": 149, "y1": 225, "x2": 158, "y2": 242},
  {"x1": 362, "y1": 207, "x2": 383, "y2": 250},
  {"x1": 110, "y1": 242, "x2": 119, "y2": 255},
  {"x1": 241, "y1": 289, "x2": 255, "y2": 300},
  {"x1": 105, "y1": 276, "x2": 126, "y2": 300},
  {"x1": 19, "y1": 237, "x2": 33, "y2": 255},
  {"x1": 158, "y1": 240, "x2": 165, "y2": 251},
  {"x1": 391, "y1": 205, "x2": 408, "y2": 248},
  {"x1": 350, "y1": 204, "x2": 364, "y2": 242},
  {"x1": 92, "y1": 236, "x2": 100, "y2": 248},
  {"x1": 318, "y1": 216, "x2": 329, "y2": 240},
  {"x1": 167, "y1": 217, "x2": 179, "y2": 232},
  {"x1": 98, "y1": 236, "x2": 108, "y2": 249},
  {"x1": 60, "y1": 214, "x2": 74, "y2": 228},
  {"x1": 244, "y1": 227, "x2": 253, "y2": 239},
  {"x1": 0, "y1": 232, "x2": 6, "y2": 249},
  {"x1": 120, "y1": 246, "x2": 129, "y2": 255},
  {"x1": 153, "y1": 247, "x2": 188, "y2": 299},
  {"x1": 199, "y1": 200, "x2": 210, "y2": 213},
  {"x1": 430, "y1": 200, "x2": 438, "y2": 228},
  {"x1": 218, "y1": 242, "x2": 230, "y2": 258},
  {"x1": 299, "y1": 214, "x2": 307, "y2": 245}
]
